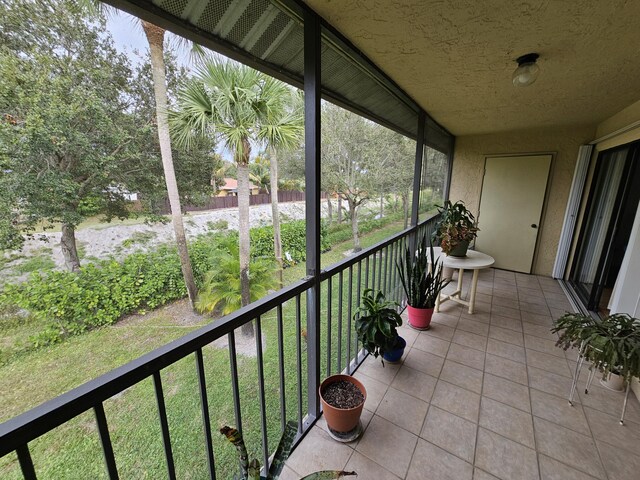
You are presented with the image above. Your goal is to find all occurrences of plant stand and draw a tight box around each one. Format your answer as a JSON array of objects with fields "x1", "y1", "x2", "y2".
[{"x1": 568, "y1": 341, "x2": 632, "y2": 425}]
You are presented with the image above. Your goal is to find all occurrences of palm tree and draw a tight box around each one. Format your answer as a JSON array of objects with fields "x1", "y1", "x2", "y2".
[
  {"x1": 258, "y1": 86, "x2": 303, "y2": 288},
  {"x1": 195, "y1": 235, "x2": 277, "y2": 315},
  {"x1": 81, "y1": 2, "x2": 199, "y2": 307},
  {"x1": 142, "y1": 21, "x2": 198, "y2": 307},
  {"x1": 249, "y1": 155, "x2": 271, "y2": 193},
  {"x1": 171, "y1": 58, "x2": 295, "y2": 334}
]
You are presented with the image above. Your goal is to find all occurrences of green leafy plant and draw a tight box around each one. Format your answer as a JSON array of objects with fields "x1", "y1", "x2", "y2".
[
  {"x1": 433, "y1": 200, "x2": 479, "y2": 255},
  {"x1": 552, "y1": 313, "x2": 640, "y2": 381},
  {"x1": 355, "y1": 289, "x2": 402, "y2": 364},
  {"x1": 397, "y1": 233, "x2": 449, "y2": 309},
  {"x1": 251, "y1": 220, "x2": 330, "y2": 266},
  {"x1": 195, "y1": 235, "x2": 278, "y2": 315},
  {"x1": 220, "y1": 421, "x2": 356, "y2": 479}
]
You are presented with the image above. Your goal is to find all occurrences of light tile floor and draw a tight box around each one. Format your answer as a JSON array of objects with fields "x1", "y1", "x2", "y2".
[{"x1": 284, "y1": 269, "x2": 640, "y2": 480}]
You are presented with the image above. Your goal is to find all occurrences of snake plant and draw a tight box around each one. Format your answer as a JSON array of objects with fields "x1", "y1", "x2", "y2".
[
  {"x1": 397, "y1": 232, "x2": 449, "y2": 309},
  {"x1": 220, "y1": 421, "x2": 357, "y2": 479}
]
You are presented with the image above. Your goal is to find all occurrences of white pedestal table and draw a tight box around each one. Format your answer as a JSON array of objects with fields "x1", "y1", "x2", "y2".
[{"x1": 429, "y1": 247, "x2": 495, "y2": 314}]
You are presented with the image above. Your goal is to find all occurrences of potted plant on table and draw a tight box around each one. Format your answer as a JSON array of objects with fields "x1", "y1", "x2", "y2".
[
  {"x1": 433, "y1": 200, "x2": 479, "y2": 257},
  {"x1": 397, "y1": 232, "x2": 449, "y2": 330},
  {"x1": 552, "y1": 312, "x2": 640, "y2": 390},
  {"x1": 355, "y1": 288, "x2": 405, "y2": 365}
]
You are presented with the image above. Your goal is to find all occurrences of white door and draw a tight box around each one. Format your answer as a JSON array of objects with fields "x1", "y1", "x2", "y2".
[{"x1": 475, "y1": 155, "x2": 552, "y2": 273}]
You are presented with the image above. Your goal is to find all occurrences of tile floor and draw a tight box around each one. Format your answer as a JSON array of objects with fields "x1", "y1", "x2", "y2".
[{"x1": 283, "y1": 268, "x2": 640, "y2": 480}]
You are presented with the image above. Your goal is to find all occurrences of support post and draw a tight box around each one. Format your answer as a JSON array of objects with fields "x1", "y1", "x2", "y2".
[
  {"x1": 410, "y1": 111, "x2": 426, "y2": 227},
  {"x1": 444, "y1": 134, "x2": 455, "y2": 202},
  {"x1": 304, "y1": 10, "x2": 322, "y2": 420}
]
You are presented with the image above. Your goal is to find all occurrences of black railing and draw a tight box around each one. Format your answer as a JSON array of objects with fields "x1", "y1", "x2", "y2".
[{"x1": 0, "y1": 215, "x2": 439, "y2": 480}]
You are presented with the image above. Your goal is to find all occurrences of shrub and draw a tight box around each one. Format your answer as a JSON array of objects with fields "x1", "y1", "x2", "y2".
[
  {"x1": 0, "y1": 244, "x2": 189, "y2": 345},
  {"x1": 0, "y1": 220, "x2": 330, "y2": 347},
  {"x1": 250, "y1": 220, "x2": 330, "y2": 266},
  {"x1": 325, "y1": 210, "x2": 404, "y2": 245},
  {"x1": 196, "y1": 235, "x2": 278, "y2": 315}
]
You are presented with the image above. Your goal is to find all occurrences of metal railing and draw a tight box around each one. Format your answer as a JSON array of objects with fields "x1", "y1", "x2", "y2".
[{"x1": 0, "y1": 215, "x2": 439, "y2": 480}]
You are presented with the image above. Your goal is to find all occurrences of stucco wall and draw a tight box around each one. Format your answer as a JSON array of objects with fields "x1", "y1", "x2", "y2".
[
  {"x1": 595, "y1": 98, "x2": 640, "y2": 140},
  {"x1": 450, "y1": 125, "x2": 595, "y2": 276}
]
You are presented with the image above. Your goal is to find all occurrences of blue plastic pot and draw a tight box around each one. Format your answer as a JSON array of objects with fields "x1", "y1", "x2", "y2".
[{"x1": 382, "y1": 336, "x2": 406, "y2": 363}]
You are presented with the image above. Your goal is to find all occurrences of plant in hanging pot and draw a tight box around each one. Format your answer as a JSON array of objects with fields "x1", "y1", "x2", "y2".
[
  {"x1": 397, "y1": 232, "x2": 449, "y2": 330},
  {"x1": 433, "y1": 200, "x2": 479, "y2": 257},
  {"x1": 355, "y1": 288, "x2": 405, "y2": 365},
  {"x1": 319, "y1": 374, "x2": 367, "y2": 440},
  {"x1": 552, "y1": 312, "x2": 640, "y2": 386}
]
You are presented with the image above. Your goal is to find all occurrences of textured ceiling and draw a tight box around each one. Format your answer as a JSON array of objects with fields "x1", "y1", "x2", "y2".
[{"x1": 304, "y1": 0, "x2": 640, "y2": 135}]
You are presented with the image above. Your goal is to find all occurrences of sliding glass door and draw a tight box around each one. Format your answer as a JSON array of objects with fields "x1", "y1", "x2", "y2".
[{"x1": 570, "y1": 141, "x2": 640, "y2": 314}]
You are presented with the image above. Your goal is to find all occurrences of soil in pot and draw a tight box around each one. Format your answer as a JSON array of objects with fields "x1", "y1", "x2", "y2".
[{"x1": 322, "y1": 381, "x2": 365, "y2": 409}]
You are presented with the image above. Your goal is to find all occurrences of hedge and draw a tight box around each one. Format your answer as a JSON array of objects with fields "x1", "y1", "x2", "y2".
[
  {"x1": 251, "y1": 219, "x2": 330, "y2": 265},
  {"x1": 0, "y1": 221, "x2": 328, "y2": 347}
]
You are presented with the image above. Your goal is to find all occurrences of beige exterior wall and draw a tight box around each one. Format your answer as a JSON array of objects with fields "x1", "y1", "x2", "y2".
[
  {"x1": 450, "y1": 125, "x2": 595, "y2": 276},
  {"x1": 594, "y1": 98, "x2": 640, "y2": 151}
]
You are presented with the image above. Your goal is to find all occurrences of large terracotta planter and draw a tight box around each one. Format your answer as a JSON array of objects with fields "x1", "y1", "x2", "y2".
[
  {"x1": 319, "y1": 375, "x2": 366, "y2": 433},
  {"x1": 406, "y1": 305, "x2": 434, "y2": 330}
]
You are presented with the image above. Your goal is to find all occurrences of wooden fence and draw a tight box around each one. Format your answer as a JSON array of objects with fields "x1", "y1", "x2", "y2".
[{"x1": 156, "y1": 190, "x2": 328, "y2": 213}]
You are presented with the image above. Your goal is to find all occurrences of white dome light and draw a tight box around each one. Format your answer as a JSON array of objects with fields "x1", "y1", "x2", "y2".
[{"x1": 512, "y1": 53, "x2": 540, "y2": 87}]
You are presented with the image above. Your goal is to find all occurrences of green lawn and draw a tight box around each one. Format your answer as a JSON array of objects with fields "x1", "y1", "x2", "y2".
[{"x1": 0, "y1": 218, "x2": 409, "y2": 479}]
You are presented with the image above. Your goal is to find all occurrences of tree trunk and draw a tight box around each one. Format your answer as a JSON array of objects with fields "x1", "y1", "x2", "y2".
[
  {"x1": 379, "y1": 193, "x2": 384, "y2": 218},
  {"x1": 350, "y1": 202, "x2": 361, "y2": 252},
  {"x1": 326, "y1": 194, "x2": 333, "y2": 225},
  {"x1": 402, "y1": 191, "x2": 409, "y2": 229},
  {"x1": 337, "y1": 196, "x2": 343, "y2": 224},
  {"x1": 143, "y1": 21, "x2": 198, "y2": 308},
  {"x1": 269, "y1": 147, "x2": 283, "y2": 289},
  {"x1": 237, "y1": 149, "x2": 254, "y2": 336},
  {"x1": 61, "y1": 223, "x2": 81, "y2": 272}
]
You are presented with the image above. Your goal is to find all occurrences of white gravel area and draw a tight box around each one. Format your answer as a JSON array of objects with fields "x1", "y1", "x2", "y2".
[{"x1": 3, "y1": 201, "x2": 342, "y2": 283}]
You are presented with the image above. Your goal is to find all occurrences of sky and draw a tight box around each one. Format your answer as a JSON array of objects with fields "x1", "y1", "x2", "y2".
[
  {"x1": 106, "y1": 10, "x2": 241, "y2": 161},
  {"x1": 106, "y1": 10, "x2": 191, "y2": 68}
]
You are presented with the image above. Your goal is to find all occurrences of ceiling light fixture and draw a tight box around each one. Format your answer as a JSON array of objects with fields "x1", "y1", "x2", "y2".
[{"x1": 512, "y1": 53, "x2": 540, "y2": 87}]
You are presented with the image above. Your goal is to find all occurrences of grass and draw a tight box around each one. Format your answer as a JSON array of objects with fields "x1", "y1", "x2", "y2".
[
  {"x1": 11, "y1": 255, "x2": 56, "y2": 275},
  {"x1": 0, "y1": 214, "x2": 413, "y2": 479}
]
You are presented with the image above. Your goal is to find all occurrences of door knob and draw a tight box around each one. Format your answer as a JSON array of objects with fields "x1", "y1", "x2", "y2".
[{"x1": 531, "y1": 224, "x2": 538, "y2": 228}]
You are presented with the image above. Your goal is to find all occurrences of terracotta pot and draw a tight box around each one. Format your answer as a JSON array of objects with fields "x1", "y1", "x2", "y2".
[
  {"x1": 406, "y1": 305, "x2": 434, "y2": 330},
  {"x1": 319, "y1": 375, "x2": 366, "y2": 433}
]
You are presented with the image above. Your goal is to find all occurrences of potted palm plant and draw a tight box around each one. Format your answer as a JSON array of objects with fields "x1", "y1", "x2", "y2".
[
  {"x1": 433, "y1": 200, "x2": 479, "y2": 257},
  {"x1": 355, "y1": 288, "x2": 405, "y2": 365},
  {"x1": 397, "y1": 232, "x2": 449, "y2": 330},
  {"x1": 552, "y1": 312, "x2": 640, "y2": 386}
]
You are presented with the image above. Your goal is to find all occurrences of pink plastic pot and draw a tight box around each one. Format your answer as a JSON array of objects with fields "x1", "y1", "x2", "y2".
[{"x1": 406, "y1": 305, "x2": 434, "y2": 330}]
